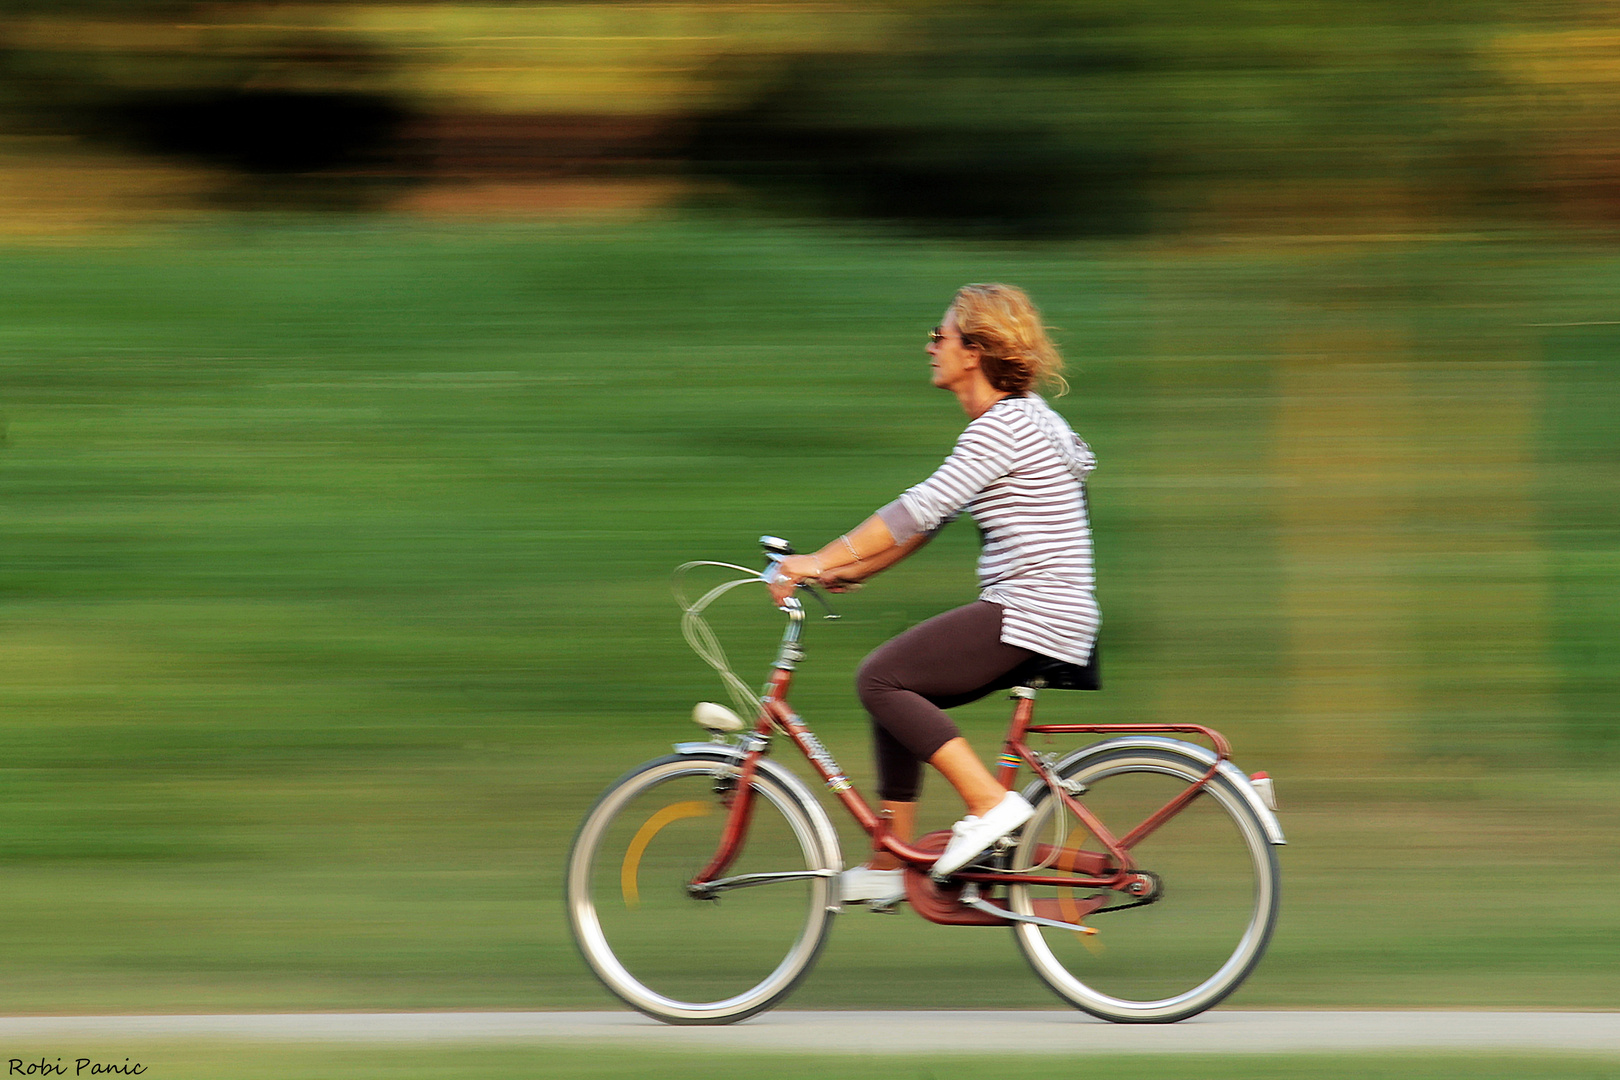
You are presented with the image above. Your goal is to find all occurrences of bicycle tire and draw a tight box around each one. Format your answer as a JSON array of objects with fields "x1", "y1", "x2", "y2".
[
  {"x1": 566, "y1": 752, "x2": 838, "y2": 1024},
  {"x1": 1007, "y1": 746, "x2": 1280, "y2": 1023}
]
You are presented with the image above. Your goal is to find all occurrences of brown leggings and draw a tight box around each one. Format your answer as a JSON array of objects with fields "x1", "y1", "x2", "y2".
[{"x1": 855, "y1": 601, "x2": 1033, "y2": 802}]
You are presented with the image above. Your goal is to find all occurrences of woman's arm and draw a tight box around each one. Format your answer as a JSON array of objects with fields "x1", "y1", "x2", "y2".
[
  {"x1": 817, "y1": 529, "x2": 933, "y2": 589},
  {"x1": 769, "y1": 411, "x2": 1014, "y2": 604},
  {"x1": 768, "y1": 515, "x2": 920, "y2": 604}
]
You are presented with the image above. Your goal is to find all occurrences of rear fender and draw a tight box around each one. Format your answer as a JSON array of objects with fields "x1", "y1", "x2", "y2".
[{"x1": 1029, "y1": 735, "x2": 1286, "y2": 845}]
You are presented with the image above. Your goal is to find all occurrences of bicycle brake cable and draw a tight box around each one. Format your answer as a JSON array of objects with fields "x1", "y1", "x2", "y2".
[{"x1": 673, "y1": 562, "x2": 771, "y2": 722}]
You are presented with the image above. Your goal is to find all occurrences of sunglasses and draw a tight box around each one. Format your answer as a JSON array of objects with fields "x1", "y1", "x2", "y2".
[{"x1": 929, "y1": 326, "x2": 974, "y2": 345}]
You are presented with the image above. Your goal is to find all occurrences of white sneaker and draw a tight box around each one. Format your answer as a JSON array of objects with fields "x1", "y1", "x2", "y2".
[
  {"x1": 932, "y1": 792, "x2": 1035, "y2": 879},
  {"x1": 838, "y1": 866, "x2": 906, "y2": 904}
]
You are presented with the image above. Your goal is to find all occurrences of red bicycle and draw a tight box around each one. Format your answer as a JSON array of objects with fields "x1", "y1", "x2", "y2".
[{"x1": 566, "y1": 538, "x2": 1283, "y2": 1025}]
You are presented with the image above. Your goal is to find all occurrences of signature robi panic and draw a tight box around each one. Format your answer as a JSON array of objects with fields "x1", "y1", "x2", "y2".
[{"x1": 9, "y1": 1060, "x2": 146, "y2": 1076}]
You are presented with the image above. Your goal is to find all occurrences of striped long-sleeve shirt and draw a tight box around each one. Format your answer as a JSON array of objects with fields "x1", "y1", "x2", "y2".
[{"x1": 876, "y1": 394, "x2": 1099, "y2": 665}]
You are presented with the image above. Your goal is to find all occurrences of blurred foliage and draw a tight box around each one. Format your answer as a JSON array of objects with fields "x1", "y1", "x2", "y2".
[
  {"x1": 116, "y1": 88, "x2": 406, "y2": 174},
  {"x1": 0, "y1": 3, "x2": 888, "y2": 209},
  {"x1": 688, "y1": 0, "x2": 1514, "y2": 236},
  {"x1": 688, "y1": 4, "x2": 1160, "y2": 236},
  {"x1": 0, "y1": 1, "x2": 1617, "y2": 231},
  {"x1": 0, "y1": 8, "x2": 410, "y2": 200}
]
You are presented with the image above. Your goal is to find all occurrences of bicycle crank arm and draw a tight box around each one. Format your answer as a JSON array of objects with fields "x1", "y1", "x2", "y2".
[
  {"x1": 689, "y1": 869, "x2": 837, "y2": 898},
  {"x1": 959, "y1": 884, "x2": 1097, "y2": 935}
]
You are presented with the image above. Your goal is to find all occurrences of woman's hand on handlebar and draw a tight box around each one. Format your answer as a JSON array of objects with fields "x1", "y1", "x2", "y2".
[
  {"x1": 768, "y1": 555, "x2": 868, "y2": 606},
  {"x1": 767, "y1": 555, "x2": 821, "y2": 606}
]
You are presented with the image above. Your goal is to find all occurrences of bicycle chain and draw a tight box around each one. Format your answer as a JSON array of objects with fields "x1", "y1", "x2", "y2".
[
  {"x1": 1088, "y1": 893, "x2": 1160, "y2": 916},
  {"x1": 978, "y1": 852, "x2": 1163, "y2": 916}
]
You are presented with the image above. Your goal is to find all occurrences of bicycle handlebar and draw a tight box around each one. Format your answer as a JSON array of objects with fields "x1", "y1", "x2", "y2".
[
  {"x1": 758, "y1": 536, "x2": 839, "y2": 621},
  {"x1": 671, "y1": 537, "x2": 842, "y2": 724}
]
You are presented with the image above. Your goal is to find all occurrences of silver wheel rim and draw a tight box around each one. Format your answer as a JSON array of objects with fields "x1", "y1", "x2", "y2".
[
  {"x1": 567, "y1": 759, "x2": 834, "y2": 1023},
  {"x1": 1009, "y1": 751, "x2": 1277, "y2": 1022}
]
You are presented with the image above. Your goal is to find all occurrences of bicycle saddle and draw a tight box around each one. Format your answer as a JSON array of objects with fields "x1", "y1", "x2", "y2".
[{"x1": 1008, "y1": 646, "x2": 1100, "y2": 691}]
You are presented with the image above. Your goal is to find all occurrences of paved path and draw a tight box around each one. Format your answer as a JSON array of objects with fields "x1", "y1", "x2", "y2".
[{"x1": 0, "y1": 1012, "x2": 1615, "y2": 1054}]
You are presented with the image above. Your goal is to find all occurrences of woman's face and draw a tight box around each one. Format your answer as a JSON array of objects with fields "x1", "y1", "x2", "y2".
[{"x1": 927, "y1": 309, "x2": 979, "y2": 391}]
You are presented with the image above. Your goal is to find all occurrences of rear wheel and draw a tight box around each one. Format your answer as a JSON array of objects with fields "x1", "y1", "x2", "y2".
[
  {"x1": 566, "y1": 753, "x2": 836, "y2": 1024},
  {"x1": 1007, "y1": 748, "x2": 1279, "y2": 1022}
]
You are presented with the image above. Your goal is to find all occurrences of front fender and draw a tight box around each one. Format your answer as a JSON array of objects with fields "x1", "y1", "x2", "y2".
[
  {"x1": 1030, "y1": 735, "x2": 1286, "y2": 845},
  {"x1": 672, "y1": 742, "x2": 846, "y2": 869}
]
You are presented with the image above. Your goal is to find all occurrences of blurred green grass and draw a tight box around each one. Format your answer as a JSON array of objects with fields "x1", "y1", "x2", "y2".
[{"x1": 0, "y1": 219, "x2": 1616, "y2": 1011}]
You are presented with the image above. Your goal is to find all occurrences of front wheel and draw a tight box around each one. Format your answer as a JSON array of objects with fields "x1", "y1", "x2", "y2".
[
  {"x1": 566, "y1": 753, "x2": 838, "y2": 1024},
  {"x1": 1007, "y1": 747, "x2": 1280, "y2": 1022}
]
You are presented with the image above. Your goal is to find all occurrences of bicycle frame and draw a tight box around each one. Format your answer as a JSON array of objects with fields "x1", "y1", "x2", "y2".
[{"x1": 691, "y1": 594, "x2": 1233, "y2": 903}]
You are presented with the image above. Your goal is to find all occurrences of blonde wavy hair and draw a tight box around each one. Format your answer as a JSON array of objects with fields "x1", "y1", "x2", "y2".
[{"x1": 950, "y1": 283, "x2": 1068, "y2": 397}]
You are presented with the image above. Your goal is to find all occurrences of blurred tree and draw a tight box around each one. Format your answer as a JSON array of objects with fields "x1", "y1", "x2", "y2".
[
  {"x1": 688, "y1": 4, "x2": 1160, "y2": 237},
  {"x1": 115, "y1": 88, "x2": 407, "y2": 175},
  {"x1": 688, "y1": 0, "x2": 1518, "y2": 237},
  {"x1": 0, "y1": 3, "x2": 413, "y2": 206},
  {"x1": 0, "y1": 0, "x2": 1598, "y2": 232}
]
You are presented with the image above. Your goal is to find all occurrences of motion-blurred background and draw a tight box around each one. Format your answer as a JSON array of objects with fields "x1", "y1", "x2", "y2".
[{"x1": 0, "y1": 0, "x2": 1616, "y2": 1014}]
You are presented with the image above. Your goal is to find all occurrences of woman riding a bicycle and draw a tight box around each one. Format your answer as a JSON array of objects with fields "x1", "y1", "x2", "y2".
[
  {"x1": 570, "y1": 283, "x2": 1281, "y2": 1025},
  {"x1": 767, "y1": 282, "x2": 1098, "y2": 899}
]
